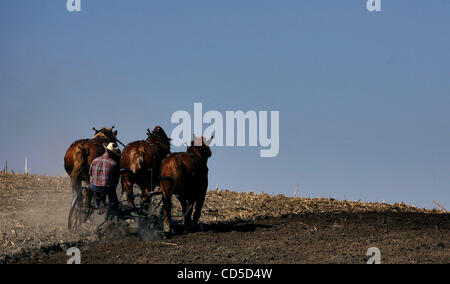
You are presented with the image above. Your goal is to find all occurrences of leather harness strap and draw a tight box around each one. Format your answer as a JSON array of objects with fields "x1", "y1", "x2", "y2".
[
  {"x1": 144, "y1": 140, "x2": 159, "y2": 162},
  {"x1": 80, "y1": 138, "x2": 105, "y2": 155},
  {"x1": 91, "y1": 139, "x2": 105, "y2": 154}
]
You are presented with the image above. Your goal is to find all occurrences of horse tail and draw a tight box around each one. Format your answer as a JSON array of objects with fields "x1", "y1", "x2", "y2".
[
  {"x1": 71, "y1": 144, "x2": 86, "y2": 194},
  {"x1": 160, "y1": 155, "x2": 185, "y2": 196},
  {"x1": 172, "y1": 157, "x2": 184, "y2": 190}
]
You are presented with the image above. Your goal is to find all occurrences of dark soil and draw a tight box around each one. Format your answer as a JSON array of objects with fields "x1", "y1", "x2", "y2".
[
  {"x1": 17, "y1": 211, "x2": 450, "y2": 264},
  {"x1": 1, "y1": 173, "x2": 449, "y2": 264}
]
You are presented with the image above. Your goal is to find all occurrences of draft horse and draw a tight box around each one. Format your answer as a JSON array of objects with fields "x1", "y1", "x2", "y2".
[
  {"x1": 120, "y1": 126, "x2": 171, "y2": 208},
  {"x1": 159, "y1": 136, "x2": 213, "y2": 234},
  {"x1": 64, "y1": 126, "x2": 124, "y2": 195}
]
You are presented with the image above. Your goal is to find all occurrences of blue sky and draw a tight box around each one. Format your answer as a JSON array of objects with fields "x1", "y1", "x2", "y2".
[{"x1": 0, "y1": 1, "x2": 449, "y2": 209}]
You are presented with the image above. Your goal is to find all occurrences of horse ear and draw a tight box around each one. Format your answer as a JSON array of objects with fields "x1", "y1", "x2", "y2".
[
  {"x1": 93, "y1": 127, "x2": 99, "y2": 134},
  {"x1": 113, "y1": 130, "x2": 118, "y2": 137},
  {"x1": 205, "y1": 136, "x2": 213, "y2": 146},
  {"x1": 193, "y1": 135, "x2": 204, "y2": 146}
]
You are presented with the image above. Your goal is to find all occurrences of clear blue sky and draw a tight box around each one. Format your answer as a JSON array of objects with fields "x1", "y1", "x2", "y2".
[{"x1": 1, "y1": 1, "x2": 449, "y2": 209}]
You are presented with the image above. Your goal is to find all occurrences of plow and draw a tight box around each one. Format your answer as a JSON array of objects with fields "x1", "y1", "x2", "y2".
[{"x1": 68, "y1": 185, "x2": 164, "y2": 235}]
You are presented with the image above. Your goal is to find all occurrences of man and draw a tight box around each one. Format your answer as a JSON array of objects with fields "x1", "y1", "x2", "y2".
[{"x1": 89, "y1": 142, "x2": 121, "y2": 210}]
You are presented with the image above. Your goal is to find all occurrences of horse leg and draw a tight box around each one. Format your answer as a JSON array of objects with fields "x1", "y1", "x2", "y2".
[
  {"x1": 184, "y1": 199, "x2": 195, "y2": 233},
  {"x1": 192, "y1": 190, "x2": 207, "y2": 231},
  {"x1": 179, "y1": 196, "x2": 187, "y2": 216},
  {"x1": 160, "y1": 180, "x2": 173, "y2": 234},
  {"x1": 140, "y1": 182, "x2": 152, "y2": 212},
  {"x1": 151, "y1": 167, "x2": 160, "y2": 191},
  {"x1": 162, "y1": 194, "x2": 172, "y2": 234},
  {"x1": 121, "y1": 174, "x2": 135, "y2": 207},
  {"x1": 176, "y1": 195, "x2": 190, "y2": 233}
]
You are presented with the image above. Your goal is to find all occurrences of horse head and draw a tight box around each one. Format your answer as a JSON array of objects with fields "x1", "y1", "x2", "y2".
[
  {"x1": 147, "y1": 126, "x2": 172, "y2": 151},
  {"x1": 188, "y1": 135, "x2": 213, "y2": 160},
  {"x1": 93, "y1": 126, "x2": 125, "y2": 146}
]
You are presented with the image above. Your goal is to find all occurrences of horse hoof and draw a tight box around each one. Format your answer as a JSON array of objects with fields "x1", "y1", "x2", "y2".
[
  {"x1": 163, "y1": 231, "x2": 173, "y2": 238},
  {"x1": 163, "y1": 222, "x2": 172, "y2": 234}
]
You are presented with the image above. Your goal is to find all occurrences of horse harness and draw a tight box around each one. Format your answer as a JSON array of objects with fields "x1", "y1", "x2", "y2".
[
  {"x1": 160, "y1": 152, "x2": 206, "y2": 182},
  {"x1": 72, "y1": 138, "x2": 105, "y2": 156}
]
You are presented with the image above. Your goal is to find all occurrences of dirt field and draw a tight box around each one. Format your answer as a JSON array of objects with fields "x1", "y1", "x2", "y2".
[{"x1": 1, "y1": 173, "x2": 449, "y2": 264}]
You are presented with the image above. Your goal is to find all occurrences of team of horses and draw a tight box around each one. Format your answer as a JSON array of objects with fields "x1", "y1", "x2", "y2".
[{"x1": 64, "y1": 126, "x2": 213, "y2": 234}]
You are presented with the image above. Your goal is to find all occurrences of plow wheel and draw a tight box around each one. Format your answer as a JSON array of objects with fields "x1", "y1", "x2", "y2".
[{"x1": 68, "y1": 187, "x2": 94, "y2": 231}]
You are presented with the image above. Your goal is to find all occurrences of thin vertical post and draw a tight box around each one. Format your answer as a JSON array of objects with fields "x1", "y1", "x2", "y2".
[
  {"x1": 3, "y1": 160, "x2": 7, "y2": 174},
  {"x1": 25, "y1": 157, "x2": 28, "y2": 175},
  {"x1": 294, "y1": 184, "x2": 299, "y2": 197}
]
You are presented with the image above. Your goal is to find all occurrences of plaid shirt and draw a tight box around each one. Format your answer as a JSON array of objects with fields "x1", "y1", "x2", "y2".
[{"x1": 89, "y1": 153, "x2": 120, "y2": 188}]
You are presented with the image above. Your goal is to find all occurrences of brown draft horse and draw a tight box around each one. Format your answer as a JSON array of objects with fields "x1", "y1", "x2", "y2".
[
  {"x1": 64, "y1": 126, "x2": 123, "y2": 195},
  {"x1": 159, "y1": 136, "x2": 213, "y2": 234},
  {"x1": 120, "y1": 126, "x2": 171, "y2": 207}
]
